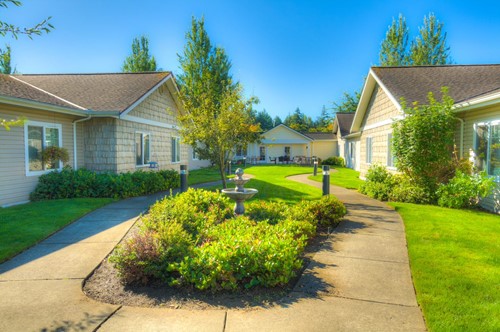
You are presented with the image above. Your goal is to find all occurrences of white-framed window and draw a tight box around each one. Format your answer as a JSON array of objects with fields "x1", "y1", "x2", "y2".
[
  {"x1": 235, "y1": 146, "x2": 247, "y2": 157},
  {"x1": 387, "y1": 133, "x2": 395, "y2": 168},
  {"x1": 474, "y1": 120, "x2": 500, "y2": 178},
  {"x1": 259, "y1": 146, "x2": 266, "y2": 161},
  {"x1": 192, "y1": 147, "x2": 199, "y2": 160},
  {"x1": 171, "y1": 136, "x2": 181, "y2": 163},
  {"x1": 366, "y1": 137, "x2": 373, "y2": 164},
  {"x1": 25, "y1": 121, "x2": 63, "y2": 176},
  {"x1": 135, "y1": 132, "x2": 151, "y2": 166}
]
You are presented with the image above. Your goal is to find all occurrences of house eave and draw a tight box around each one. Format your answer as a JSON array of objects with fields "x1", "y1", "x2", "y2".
[
  {"x1": 0, "y1": 95, "x2": 88, "y2": 117},
  {"x1": 453, "y1": 92, "x2": 500, "y2": 112}
]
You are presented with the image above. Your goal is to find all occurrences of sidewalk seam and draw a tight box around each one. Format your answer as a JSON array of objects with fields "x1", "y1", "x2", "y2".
[{"x1": 93, "y1": 305, "x2": 122, "y2": 331}]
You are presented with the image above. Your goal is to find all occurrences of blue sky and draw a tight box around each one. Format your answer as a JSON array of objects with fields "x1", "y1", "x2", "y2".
[{"x1": 4, "y1": 0, "x2": 500, "y2": 120}]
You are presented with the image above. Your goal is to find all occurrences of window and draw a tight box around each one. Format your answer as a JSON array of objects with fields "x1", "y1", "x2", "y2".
[
  {"x1": 171, "y1": 136, "x2": 181, "y2": 163},
  {"x1": 135, "y1": 132, "x2": 150, "y2": 166},
  {"x1": 25, "y1": 121, "x2": 62, "y2": 175},
  {"x1": 235, "y1": 146, "x2": 247, "y2": 157},
  {"x1": 192, "y1": 147, "x2": 198, "y2": 160},
  {"x1": 259, "y1": 146, "x2": 266, "y2": 161},
  {"x1": 366, "y1": 137, "x2": 372, "y2": 164},
  {"x1": 284, "y1": 146, "x2": 291, "y2": 158},
  {"x1": 475, "y1": 121, "x2": 500, "y2": 178},
  {"x1": 387, "y1": 133, "x2": 394, "y2": 167}
]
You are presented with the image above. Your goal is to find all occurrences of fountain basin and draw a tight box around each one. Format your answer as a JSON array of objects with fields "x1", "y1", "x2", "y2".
[{"x1": 221, "y1": 188, "x2": 258, "y2": 215}]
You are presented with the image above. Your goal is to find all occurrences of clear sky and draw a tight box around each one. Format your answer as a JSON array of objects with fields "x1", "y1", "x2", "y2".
[{"x1": 3, "y1": 0, "x2": 500, "y2": 120}]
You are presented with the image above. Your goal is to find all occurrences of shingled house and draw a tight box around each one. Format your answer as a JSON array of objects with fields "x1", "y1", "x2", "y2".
[
  {"x1": 0, "y1": 72, "x2": 189, "y2": 207},
  {"x1": 346, "y1": 64, "x2": 500, "y2": 212}
]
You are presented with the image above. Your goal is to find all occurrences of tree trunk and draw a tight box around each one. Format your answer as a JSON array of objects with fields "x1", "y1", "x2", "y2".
[{"x1": 218, "y1": 160, "x2": 227, "y2": 189}]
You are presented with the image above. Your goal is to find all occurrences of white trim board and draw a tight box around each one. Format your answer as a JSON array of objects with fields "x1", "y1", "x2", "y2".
[{"x1": 120, "y1": 114, "x2": 179, "y2": 130}]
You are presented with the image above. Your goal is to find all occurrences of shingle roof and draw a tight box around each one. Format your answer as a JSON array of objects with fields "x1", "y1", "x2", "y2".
[
  {"x1": 302, "y1": 132, "x2": 336, "y2": 140},
  {"x1": 372, "y1": 64, "x2": 500, "y2": 105},
  {"x1": 0, "y1": 74, "x2": 79, "y2": 110},
  {"x1": 4, "y1": 72, "x2": 172, "y2": 112},
  {"x1": 335, "y1": 112, "x2": 355, "y2": 137}
]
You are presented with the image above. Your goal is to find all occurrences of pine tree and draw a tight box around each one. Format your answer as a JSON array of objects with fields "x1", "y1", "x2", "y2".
[
  {"x1": 255, "y1": 109, "x2": 274, "y2": 131},
  {"x1": 122, "y1": 35, "x2": 157, "y2": 72},
  {"x1": 379, "y1": 14, "x2": 409, "y2": 66},
  {"x1": 410, "y1": 13, "x2": 451, "y2": 65}
]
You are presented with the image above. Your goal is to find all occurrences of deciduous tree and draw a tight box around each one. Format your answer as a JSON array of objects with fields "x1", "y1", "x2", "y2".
[{"x1": 177, "y1": 17, "x2": 260, "y2": 187}]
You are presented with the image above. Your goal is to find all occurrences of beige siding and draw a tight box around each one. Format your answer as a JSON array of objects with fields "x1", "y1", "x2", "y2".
[
  {"x1": 0, "y1": 104, "x2": 82, "y2": 206},
  {"x1": 83, "y1": 118, "x2": 118, "y2": 172},
  {"x1": 311, "y1": 141, "x2": 337, "y2": 160},
  {"x1": 358, "y1": 85, "x2": 400, "y2": 177}
]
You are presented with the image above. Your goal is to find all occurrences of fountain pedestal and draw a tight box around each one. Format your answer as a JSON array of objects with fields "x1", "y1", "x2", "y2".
[{"x1": 221, "y1": 168, "x2": 258, "y2": 215}]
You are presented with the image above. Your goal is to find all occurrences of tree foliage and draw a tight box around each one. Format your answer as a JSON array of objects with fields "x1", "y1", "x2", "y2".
[
  {"x1": 0, "y1": 43, "x2": 12, "y2": 73},
  {"x1": 379, "y1": 13, "x2": 451, "y2": 66},
  {"x1": 1, "y1": 0, "x2": 52, "y2": 130},
  {"x1": 392, "y1": 87, "x2": 456, "y2": 194},
  {"x1": 332, "y1": 90, "x2": 360, "y2": 115},
  {"x1": 122, "y1": 35, "x2": 157, "y2": 72},
  {"x1": 284, "y1": 108, "x2": 312, "y2": 132},
  {"x1": 410, "y1": 13, "x2": 451, "y2": 65},
  {"x1": 273, "y1": 115, "x2": 282, "y2": 127},
  {"x1": 0, "y1": 0, "x2": 53, "y2": 39},
  {"x1": 177, "y1": 17, "x2": 260, "y2": 188},
  {"x1": 379, "y1": 14, "x2": 409, "y2": 66},
  {"x1": 255, "y1": 109, "x2": 274, "y2": 131},
  {"x1": 311, "y1": 105, "x2": 333, "y2": 132}
]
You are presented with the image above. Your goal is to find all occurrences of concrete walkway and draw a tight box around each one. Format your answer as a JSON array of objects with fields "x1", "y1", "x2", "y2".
[{"x1": 0, "y1": 177, "x2": 426, "y2": 332}]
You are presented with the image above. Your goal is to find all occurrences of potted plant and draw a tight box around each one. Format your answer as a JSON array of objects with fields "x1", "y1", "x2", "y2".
[{"x1": 41, "y1": 146, "x2": 69, "y2": 169}]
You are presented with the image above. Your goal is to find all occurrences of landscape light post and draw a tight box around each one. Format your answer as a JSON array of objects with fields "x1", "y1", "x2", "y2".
[
  {"x1": 313, "y1": 158, "x2": 318, "y2": 176},
  {"x1": 180, "y1": 165, "x2": 188, "y2": 193},
  {"x1": 227, "y1": 160, "x2": 232, "y2": 175},
  {"x1": 322, "y1": 165, "x2": 330, "y2": 196}
]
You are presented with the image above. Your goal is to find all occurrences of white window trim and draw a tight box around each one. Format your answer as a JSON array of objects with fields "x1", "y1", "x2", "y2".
[
  {"x1": 366, "y1": 137, "x2": 373, "y2": 164},
  {"x1": 24, "y1": 120, "x2": 63, "y2": 177},
  {"x1": 135, "y1": 131, "x2": 152, "y2": 167},
  {"x1": 171, "y1": 136, "x2": 181, "y2": 163},
  {"x1": 473, "y1": 119, "x2": 500, "y2": 180},
  {"x1": 387, "y1": 133, "x2": 394, "y2": 168}
]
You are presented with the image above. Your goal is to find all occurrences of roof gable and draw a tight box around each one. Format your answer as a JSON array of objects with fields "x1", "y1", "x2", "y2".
[
  {"x1": 333, "y1": 112, "x2": 355, "y2": 137},
  {"x1": 262, "y1": 124, "x2": 313, "y2": 143},
  {"x1": 351, "y1": 64, "x2": 500, "y2": 133}
]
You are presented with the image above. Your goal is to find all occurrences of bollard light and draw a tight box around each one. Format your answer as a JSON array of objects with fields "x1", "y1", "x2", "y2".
[
  {"x1": 243, "y1": 156, "x2": 247, "y2": 167},
  {"x1": 322, "y1": 165, "x2": 330, "y2": 196},
  {"x1": 228, "y1": 160, "x2": 232, "y2": 175},
  {"x1": 313, "y1": 158, "x2": 318, "y2": 176},
  {"x1": 180, "y1": 165, "x2": 188, "y2": 193}
]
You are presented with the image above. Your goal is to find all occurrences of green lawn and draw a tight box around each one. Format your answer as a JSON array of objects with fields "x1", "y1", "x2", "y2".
[
  {"x1": 0, "y1": 198, "x2": 113, "y2": 263},
  {"x1": 198, "y1": 165, "x2": 321, "y2": 204},
  {"x1": 389, "y1": 202, "x2": 500, "y2": 332},
  {"x1": 308, "y1": 166, "x2": 364, "y2": 189},
  {"x1": 188, "y1": 166, "x2": 222, "y2": 185}
]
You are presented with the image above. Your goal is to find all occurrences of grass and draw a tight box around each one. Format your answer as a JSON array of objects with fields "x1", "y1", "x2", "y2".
[
  {"x1": 188, "y1": 166, "x2": 223, "y2": 185},
  {"x1": 388, "y1": 202, "x2": 500, "y2": 332},
  {"x1": 197, "y1": 165, "x2": 321, "y2": 204},
  {"x1": 0, "y1": 198, "x2": 114, "y2": 263},
  {"x1": 308, "y1": 166, "x2": 364, "y2": 189}
]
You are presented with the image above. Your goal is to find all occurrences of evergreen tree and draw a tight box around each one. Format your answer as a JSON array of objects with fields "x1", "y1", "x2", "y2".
[
  {"x1": 410, "y1": 13, "x2": 451, "y2": 65},
  {"x1": 379, "y1": 14, "x2": 409, "y2": 66},
  {"x1": 332, "y1": 90, "x2": 360, "y2": 114},
  {"x1": 177, "y1": 17, "x2": 260, "y2": 188},
  {"x1": 255, "y1": 109, "x2": 274, "y2": 131},
  {"x1": 122, "y1": 35, "x2": 157, "y2": 72},
  {"x1": 273, "y1": 116, "x2": 282, "y2": 127},
  {"x1": 284, "y1": 108, "x2": 312, "y2": 132}
]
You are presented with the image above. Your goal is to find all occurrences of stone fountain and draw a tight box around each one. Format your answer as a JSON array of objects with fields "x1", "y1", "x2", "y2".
[{"x1": 221, "y1": 168, "x2": 258, "y2": 215}]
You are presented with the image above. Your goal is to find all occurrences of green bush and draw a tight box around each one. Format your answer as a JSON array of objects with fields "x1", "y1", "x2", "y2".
[
  {"x1": 30, "y1": 167, "x2": 179, "y2": 200},
  {"x1": 322, "y1": 156, "x2": 345, "y2": 167},
  {"x1": 437, "y1": 171, "x2": 495, "y2": 209},
  {"x1": 360, "y1": 164, "x2": 395, "y2": 201},
  {"x1": 389, "y1": 175, "x2": 433, "y2": 204},
  {"x1": 111, "y1": 189, "x2": 346, "y2": 291},
  {"x1": 303, "y1": 195, "x2": 346, "y2": 227}
]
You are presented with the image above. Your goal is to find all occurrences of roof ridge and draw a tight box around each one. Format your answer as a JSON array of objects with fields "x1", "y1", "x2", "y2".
[
  {"x1": 372, "y1": 64, "x2": 500, "y2": 69},
  {"x1": 10, "y1": 75, "x2": 87, "y2": 110}
]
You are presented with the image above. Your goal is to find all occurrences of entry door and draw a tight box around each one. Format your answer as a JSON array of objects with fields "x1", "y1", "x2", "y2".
[{"x1": 259, "y1": 146, "x2": 266, "y2": 161}]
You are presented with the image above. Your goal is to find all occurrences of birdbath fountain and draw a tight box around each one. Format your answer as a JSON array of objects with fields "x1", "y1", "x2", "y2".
[{"x1": 221, "y1": 168, "x2": 258, "y2": 215}]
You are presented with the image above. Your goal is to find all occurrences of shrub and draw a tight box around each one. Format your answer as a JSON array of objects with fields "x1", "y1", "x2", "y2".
[
  {"x1": 437, "y1": 171, "x2": 495, "y2": 209},
  {"x1": 322, "y1": 156, "x2": 345, "y2": 167},
  {"x1": 360, "y1": 164, "x2": 395, "y2": 201},
  {"x1": 303, "y1": 195, "x2": 346, "y2": 227},
  {"x1": 389, "y1": 175, "x2": 433, "y2": 204},
  {"x1": 30, "y1": 167, "x2": 179, "y2": 200},
  {"x1": 111, "y1": 189, "x2": 346, "y2": 291}
]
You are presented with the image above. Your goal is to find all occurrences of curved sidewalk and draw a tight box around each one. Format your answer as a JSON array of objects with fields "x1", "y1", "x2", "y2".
[{"x1": 0, "y1": 178, "x2": 426, "y2": 331}]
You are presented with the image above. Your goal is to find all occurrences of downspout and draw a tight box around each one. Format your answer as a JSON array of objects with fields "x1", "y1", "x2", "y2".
[
  {"x1": 73, "y1": 116, "x2": 92, "y2": 169},
  {"x1": 456, "y1": 118, "x2": 464, "y2": 159}
]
